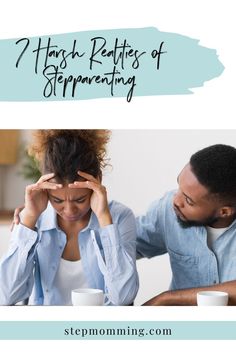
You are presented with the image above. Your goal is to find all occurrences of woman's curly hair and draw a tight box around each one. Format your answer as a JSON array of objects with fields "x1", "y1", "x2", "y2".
[{"x1": 28, "y1": 130, "x2": 111, "y2": 183}]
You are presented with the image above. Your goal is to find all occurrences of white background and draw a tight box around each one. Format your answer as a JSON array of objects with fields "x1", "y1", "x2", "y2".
[
  {"x1": 1, "y1": 0, "x2": 236, "y2": 353},
  {"x1": 0, "y1": 0, "x2": 235, "y2": 130}
]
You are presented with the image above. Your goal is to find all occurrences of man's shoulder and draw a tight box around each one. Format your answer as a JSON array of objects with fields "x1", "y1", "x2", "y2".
[
  {"x1": 108, "y1": 200, "x2": 134, "y2": 219},
  {"x1": 148, "y1": 190, "x2": 175, "y2": 211}
]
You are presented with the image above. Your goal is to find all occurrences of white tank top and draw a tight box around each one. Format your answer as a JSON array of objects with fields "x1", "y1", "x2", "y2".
[
  {"x1": 54, "y1": 258, "x2": 89, "y2": 305},
  {"x1": 206, "y1": 226, "x2": 229, "y2": 250}
]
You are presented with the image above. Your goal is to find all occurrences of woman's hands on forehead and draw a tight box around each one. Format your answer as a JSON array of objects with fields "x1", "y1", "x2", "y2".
[
  {"x1": 12, "y1": 171, "x2": 113, "y2": 229},
  {"x1": 14, "y1": 173, "x2": 62, "y2": 230},
  {"x1": 68, "y1": 171, "x2": 112, "y2": 227}
]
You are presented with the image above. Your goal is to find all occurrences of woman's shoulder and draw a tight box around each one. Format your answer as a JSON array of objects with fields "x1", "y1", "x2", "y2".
[{"x1": 108, "y1": 200, "x2": 135, "y2": 220}]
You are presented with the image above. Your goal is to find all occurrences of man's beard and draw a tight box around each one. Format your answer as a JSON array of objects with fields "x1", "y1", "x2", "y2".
[{"x1": 175, "y1": 213, "x2": 220, "y2": 228}]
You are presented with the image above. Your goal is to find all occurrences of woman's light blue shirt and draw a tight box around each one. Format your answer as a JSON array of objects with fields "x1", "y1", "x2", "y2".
[{"x1": 0, "y1": 201, "x2": 139, "y2": 305}]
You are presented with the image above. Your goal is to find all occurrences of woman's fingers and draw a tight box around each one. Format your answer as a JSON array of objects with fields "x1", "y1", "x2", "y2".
[
  {"x1": 68, "y1": 181, "x2": 91, "y2": 189},
  {"x1": 69, "y1": 180, "x2": 103, "y2": 193},
  {"x1": 77, "y1": 170, "x2": 98, "y2": 183},
  {"x1": 10, "y1": 205, "x2": 24, "y2": 231},
  {"x1": 31, "y1": 173, "x2": 61, "y2": 189},
  {"x1": 14, "y1": 206, "x2": 24, "y2": 222},
  {"x1": 35, "y1": 181, "x2": 62, "y2": 190},
  {"x1": 27, "y1": 182, "x2": 62, "y2": 192},
  {"x1": 34, "y1": 173, "x2": 62, "y2": 190},
  {"x1": 37, "y1": 173, "x2": 55, "y2": 183},
  {"x1": 26, "y1": 183, "x2": 40, "y2": 193},
  {"x1": 70, "y1": 171, "x2": 101, "y2": 191}
]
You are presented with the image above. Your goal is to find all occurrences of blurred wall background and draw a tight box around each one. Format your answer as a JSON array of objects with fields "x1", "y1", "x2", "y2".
[{"x1": 3, "y1": 130, "x2": 32, "y2": 210}]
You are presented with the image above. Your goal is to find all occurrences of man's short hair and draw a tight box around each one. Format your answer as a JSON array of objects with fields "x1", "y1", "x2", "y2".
[{"x1": 190, "y1": 144, "x2": 236, "y2": 204}]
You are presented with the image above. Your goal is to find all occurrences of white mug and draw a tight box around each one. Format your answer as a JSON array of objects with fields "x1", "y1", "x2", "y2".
[
  {"x1": 197, "y1": 291, "x2": 228, "y2": 306},
  {"x1": 71, "y1": 288, "x2": 104, "y2": 306}
]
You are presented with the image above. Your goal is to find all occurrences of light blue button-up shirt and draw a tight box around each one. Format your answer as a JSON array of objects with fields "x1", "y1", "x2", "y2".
[
  {"x1": 136, "y1": 191, "x2": 236, "y2": 290},
  {"x1": 0, "y1": 201, "x2": 139, "y2": 305}
]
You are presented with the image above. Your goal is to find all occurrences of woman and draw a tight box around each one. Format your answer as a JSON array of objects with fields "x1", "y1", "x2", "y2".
[{"x1": 0, "y1": 130, "x2": 139, "y2": 305}]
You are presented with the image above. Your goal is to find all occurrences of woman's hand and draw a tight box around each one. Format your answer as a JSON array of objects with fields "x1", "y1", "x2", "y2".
[
  {"x1": 22, "y1": 173, "x2": 62, "y2": 230},
  {"x1": 10, "y1": 205, "x2": 24, "y2": 231},
  {"x1": 69, "y1": 171, "x2": 112, "y2": 227}
]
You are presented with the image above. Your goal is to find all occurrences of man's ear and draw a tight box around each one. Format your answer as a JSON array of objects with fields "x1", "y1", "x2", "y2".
[{"x1": 219, "y1": 206, "x2": 236, "y2": 218}]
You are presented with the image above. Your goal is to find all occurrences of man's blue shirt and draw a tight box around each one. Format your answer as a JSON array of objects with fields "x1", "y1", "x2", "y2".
[{"x1": 136, "y1": 191, "x2": 236, "y2": 290}]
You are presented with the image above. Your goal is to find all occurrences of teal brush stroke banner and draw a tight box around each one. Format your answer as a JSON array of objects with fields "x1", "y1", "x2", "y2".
[
  {"x1": 0, "y1": 27, "x2": 224, "y2": 102},
  {"x1": 0, "y1": 321, "x2": 236, "y2": 340}
]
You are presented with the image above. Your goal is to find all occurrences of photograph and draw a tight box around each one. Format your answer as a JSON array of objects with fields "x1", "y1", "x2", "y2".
[{"x1": 1, "y1": 129, "x2": 236, "y2": 308}]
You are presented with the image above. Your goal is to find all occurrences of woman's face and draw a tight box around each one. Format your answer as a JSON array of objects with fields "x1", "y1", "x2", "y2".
[{"x1": 47, "y1": 185, "x2": 92, "y2": 222}]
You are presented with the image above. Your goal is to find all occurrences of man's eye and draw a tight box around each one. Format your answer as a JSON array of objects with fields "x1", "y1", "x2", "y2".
[{"x1": 185, "y1": 197, "x2": 193, "y2": 206}]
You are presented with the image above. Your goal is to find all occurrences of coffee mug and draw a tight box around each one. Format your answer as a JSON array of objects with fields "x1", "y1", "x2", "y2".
[
  {"x1": 197, "y1": 291, "x2": 228, "y2": 306},
  {"x1": 71, "y1": 288, "x2": 104, "y2": 306}
]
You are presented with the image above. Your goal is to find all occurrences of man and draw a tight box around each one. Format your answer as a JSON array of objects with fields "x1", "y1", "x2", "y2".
[{"x1": 136, "y1": 144, "x2": 236, "y2": 305}]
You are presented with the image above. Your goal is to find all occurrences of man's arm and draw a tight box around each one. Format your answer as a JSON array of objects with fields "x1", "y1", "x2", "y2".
[
  {"x1": 143, "y1": 280, "x2": 236, "y2": 306},
  {"x1": 136, "y1": 197, "x2": 169, "y2": 259}
]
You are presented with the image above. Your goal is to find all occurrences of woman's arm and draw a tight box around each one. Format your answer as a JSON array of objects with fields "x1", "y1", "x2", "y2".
[
  {"x1": 0, "y1": 173, "x2": 62, "y2": 305},
  {"x1": 94, "y1": 204, "x2": 139, "y2": 305},
  {"x1": 0, "y1": 223, "x2": 39, "y2": 305},
  {"x1": 143, "y1": 280, "x2": 236, "y2": 306},
  {"x1": 69, "y1": 172, "x2": 139, "y2": 305}
]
